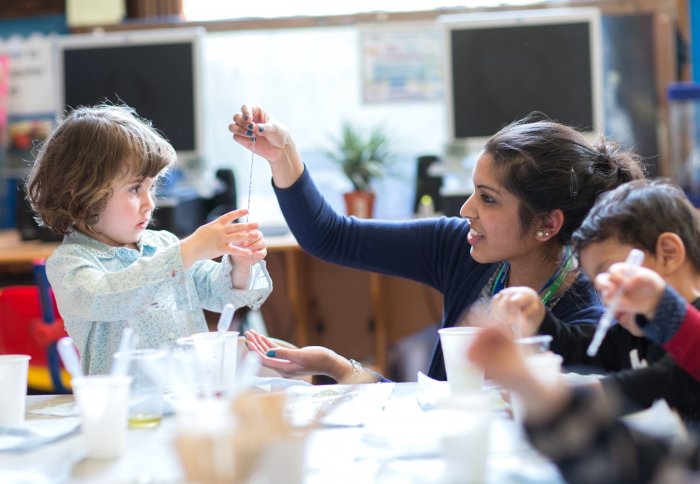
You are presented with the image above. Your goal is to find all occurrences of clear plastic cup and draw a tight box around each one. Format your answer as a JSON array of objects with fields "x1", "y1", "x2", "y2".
[
  {"x1": 190, "y1": 331, "x2": 239, "y2": 395},
  {"x1": 176, "y1": 334, "x2": 226, "y2": 398},
  {"x1": 515, "y1": 334, "x2": 553, "y2": 356},
  {"x1": 113, "y1": 349, "x2": 167, "y2": 428}
]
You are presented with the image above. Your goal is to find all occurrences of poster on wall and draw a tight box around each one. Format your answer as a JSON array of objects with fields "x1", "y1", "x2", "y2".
[
  {"x1": 1, "y1": 33, "x2": 56, "y2": 173},
  {"x1": 360, "y1": 23, "x2": 443, "y2": 103}
]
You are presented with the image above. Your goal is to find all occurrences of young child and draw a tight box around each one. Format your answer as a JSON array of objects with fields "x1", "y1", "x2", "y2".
[
  {"x1": 490, "y1": 179, "x2": 700, "y2": 422},
  {"x1": 26, "y1": 104, "x2": 272, "y2": 375},
  {"x1": 468, "y1": 325, "x2": 700, "y2": 484},
  {"x1": 598, "y1": 258, "x2": 700, "y2": 381}
]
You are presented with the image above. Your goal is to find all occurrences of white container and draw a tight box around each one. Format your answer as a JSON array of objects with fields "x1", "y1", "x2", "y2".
[
  {"x1": 0, "y1": 355, "x2": 31, "y2": 426},
  {"x1": 72, "y1": 375, "x2": 132, "y2": 459},
  {"x1": 438, "y1": 326, "x2": 484, "y2": 395},
  {"x1": 511, "y1": 352, "x2": 563, "y2": 425},
  {"x1": 437, "y1": 393, "x2": 493, "y2": 484}
]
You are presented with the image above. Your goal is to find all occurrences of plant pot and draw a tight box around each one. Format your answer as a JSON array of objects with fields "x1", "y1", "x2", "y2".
[{"x1": 343, "y1": 191, "x2": 375, "y2": 219}]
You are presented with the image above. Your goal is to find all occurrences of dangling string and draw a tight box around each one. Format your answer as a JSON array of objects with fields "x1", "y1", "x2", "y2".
[{"x1": 246, "y1": 136, "x2": 255, "y2": 223}]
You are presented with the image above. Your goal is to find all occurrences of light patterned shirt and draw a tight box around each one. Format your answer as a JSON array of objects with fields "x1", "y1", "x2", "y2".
[{"x1": 47, "y1": 229, "x2": 272, "y2": 375}]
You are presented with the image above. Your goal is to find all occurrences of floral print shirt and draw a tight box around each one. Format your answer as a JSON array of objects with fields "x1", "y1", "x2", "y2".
[{"x1": 47, "y1": 229, "x2": 272, "y2": 375}]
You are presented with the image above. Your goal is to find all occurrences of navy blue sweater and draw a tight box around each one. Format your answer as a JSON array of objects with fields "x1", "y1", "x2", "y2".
[{"x1": 274, "y1": 167, "x2": 604, "y2": 380}]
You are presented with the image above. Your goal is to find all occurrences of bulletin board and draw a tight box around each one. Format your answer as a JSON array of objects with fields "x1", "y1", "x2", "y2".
[
  {"x1": 360, "y1": 22, "x2": 444, "y2": 104},
  {"x1": 1, "y1": 34, "x2": 56, "y2": 173}
]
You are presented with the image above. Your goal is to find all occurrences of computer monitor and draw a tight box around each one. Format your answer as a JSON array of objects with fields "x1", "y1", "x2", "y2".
[
  {"x1": 54, "y1": 28, "x2": 205, "y2": 164},
  {"x1": 441, "y1": 8, "x2": 603, "y2": 148}
]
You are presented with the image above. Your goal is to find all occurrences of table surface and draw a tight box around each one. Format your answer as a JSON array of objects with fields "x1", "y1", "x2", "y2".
[{"x1": 0, "y1": 382, "x2": 564, "y2": 484}]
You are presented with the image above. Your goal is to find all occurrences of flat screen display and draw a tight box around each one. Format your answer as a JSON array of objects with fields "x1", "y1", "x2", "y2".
[
  {"x1": 443, "y1": 9, "x2": 602, "y2": 141},
  {"x1": 58, "y1": 29, "x2": 202, "y2": 158}
]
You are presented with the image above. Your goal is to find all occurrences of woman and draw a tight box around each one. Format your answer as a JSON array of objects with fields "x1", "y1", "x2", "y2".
[{"x1": 230, "y1": 106, "x2": 645, "y2": 382}]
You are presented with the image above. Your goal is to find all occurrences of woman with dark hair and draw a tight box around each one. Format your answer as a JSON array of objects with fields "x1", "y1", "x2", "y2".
[{"x1": 230, "y1": 105, "x2": 645, "y2": 382}]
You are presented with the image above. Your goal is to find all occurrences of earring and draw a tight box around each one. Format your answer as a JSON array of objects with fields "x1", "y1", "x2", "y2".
[{"x1": 536, "y1": 230, "x2": 550, "y2": 239}]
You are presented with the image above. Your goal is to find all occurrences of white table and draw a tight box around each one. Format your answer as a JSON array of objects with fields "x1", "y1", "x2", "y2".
[{"x1": 0, "y1": 383, "x2": 564, "y2": 483}]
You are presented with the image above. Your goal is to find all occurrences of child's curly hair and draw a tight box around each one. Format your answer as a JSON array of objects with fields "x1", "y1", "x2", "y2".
[{"x1": 27, "y1": 104, "x2": 176, "y2": 235}]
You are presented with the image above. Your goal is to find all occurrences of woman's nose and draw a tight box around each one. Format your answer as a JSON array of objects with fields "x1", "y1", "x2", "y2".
[{"x1": 459, "y1": 193, "x2": 475, "y2": 219}]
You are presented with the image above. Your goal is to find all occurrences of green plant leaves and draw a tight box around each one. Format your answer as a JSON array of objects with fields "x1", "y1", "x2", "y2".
[{"x1": 326, "y1": 121, "x2": 394, "y2": 192}]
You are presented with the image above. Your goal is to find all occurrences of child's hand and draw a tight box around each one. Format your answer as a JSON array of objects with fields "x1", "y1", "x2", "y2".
[
  {"x1": 595, "y1": 264, "x2": 666, "y2": 324},
  {"x1": 229, "y1": 228, "x2": 267, "y2": 289},
  {"x1": 491, "y1": 287, "x2": 547, "y2": 337},
  {"x1": 179, "y1": 209, "x2": 262, "y2": 269},
  {"x1": 230, "y1": 228, "x2": 267, "y2": 268},
  {"x1": 468, "y1": 326, "x2": 528, "y2": 390}
]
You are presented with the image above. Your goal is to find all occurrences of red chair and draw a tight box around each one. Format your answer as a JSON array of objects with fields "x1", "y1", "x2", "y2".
[{"x1": 0, "y1": 265, "x2": 71, "y2": 392}]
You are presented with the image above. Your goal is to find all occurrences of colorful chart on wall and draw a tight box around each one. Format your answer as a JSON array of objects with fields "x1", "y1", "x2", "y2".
[{"x1": 360, "y1": 23, "x2": 443, "y2": 103}]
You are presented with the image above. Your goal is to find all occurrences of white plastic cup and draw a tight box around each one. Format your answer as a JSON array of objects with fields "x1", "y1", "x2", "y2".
[
  {"x1": 438, "y1": 393, "x2": 493, "y2": 484},
  {"x1": 0, "y1": 354, "x2": 31, "y2": 426},
  {"x1": 511, "y1": 352, "x2": 563, "y2": 425},
  {"x1": 72, "y1": 375, "x2": 132, "y2": 459},
  {"x1": 253, "y1": 434, "x2": 308, "y2": 484},
  {"x1": 438, "y1": 327, "x2": 484, "y2": 395},
  {"x1": 190, "y1": 331, "x2": 239, "y2": 396}
]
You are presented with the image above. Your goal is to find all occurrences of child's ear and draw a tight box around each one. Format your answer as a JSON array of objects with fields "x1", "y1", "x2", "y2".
[{"x1": 654, "y1": 232, "x2": 685, "y2": 275}]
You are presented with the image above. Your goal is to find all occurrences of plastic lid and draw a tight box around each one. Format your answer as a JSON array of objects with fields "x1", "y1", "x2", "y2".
[{"x1": 668, "y1": 82, "x2": 700, "y2": 100}]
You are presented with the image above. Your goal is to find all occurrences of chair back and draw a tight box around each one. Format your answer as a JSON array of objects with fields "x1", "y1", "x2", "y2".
[{"x1": 0, "y1": 285, "x2": 70, "y2": 392}]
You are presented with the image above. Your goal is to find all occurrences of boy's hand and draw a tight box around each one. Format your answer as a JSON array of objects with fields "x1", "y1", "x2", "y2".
[
  {"x1": 595, "y1": 263, "x2": 666, "y2": 321},
  {"x1": 179, "y1": 209, "x2": 262, "y2": 269},
  {"x1": 491, "y1": 287, "x2": 547, "y2": 337}
]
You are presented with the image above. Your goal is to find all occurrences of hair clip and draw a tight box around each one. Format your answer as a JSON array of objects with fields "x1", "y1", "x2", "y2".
[{"x1": 569, "y1": 167, "x2": 578, "y2": 199}]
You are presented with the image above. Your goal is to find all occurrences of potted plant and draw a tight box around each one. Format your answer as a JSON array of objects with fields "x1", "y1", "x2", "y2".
[{"x1": 326, "y1": 121, "x2": 394, "y2": 218}]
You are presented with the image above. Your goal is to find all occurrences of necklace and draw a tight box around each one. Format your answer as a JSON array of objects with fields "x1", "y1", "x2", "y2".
[{"x1": 490, "y1": 245, "x2": 573, "y2": 306}]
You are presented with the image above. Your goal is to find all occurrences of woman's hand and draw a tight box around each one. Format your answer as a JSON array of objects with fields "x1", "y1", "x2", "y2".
[
  {"x1": 228, "y1": 105, "x2": 304, "y2": 188},
  {"x1": 490, "y1": 287, "x2": 547, "y2": 337},
  {"x1": 179, "y1": 209, "x2": 262, "y2": 269},
  {"x1": 244, "y1": 330, "x2": 352, "y2": 381}
]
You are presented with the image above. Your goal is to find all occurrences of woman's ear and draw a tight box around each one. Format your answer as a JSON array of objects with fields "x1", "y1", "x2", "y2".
[
  {"x1": 654, "y1": 232, "x2": 686, "y2": 276},
  {"x1": 534, "y1": 209, "x2": 564, "y2": 241}
]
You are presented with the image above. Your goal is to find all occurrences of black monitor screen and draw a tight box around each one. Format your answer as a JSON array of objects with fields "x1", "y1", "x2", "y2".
[
  {"x1": 62, "y1": 42, "x2": 196, "y2": 151},
  {"x1": 449, "y1": 22, "x2": 593, "y2": 138}
]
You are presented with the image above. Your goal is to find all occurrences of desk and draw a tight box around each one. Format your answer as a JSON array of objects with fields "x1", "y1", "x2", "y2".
[
  {"x1": 0, "y1": 383, "x2": 564, "y2": 483},
  {"x1": 0, "y1": 230, "x2": 58, "y2": 268},
  {"x1": 0, "y1": 229, "x2": 441, "y2": 376}
]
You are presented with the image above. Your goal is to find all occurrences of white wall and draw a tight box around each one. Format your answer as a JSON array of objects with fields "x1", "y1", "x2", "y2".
[{"x1": 201, "y1": 25, "x2": 448, "y2": 225}]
